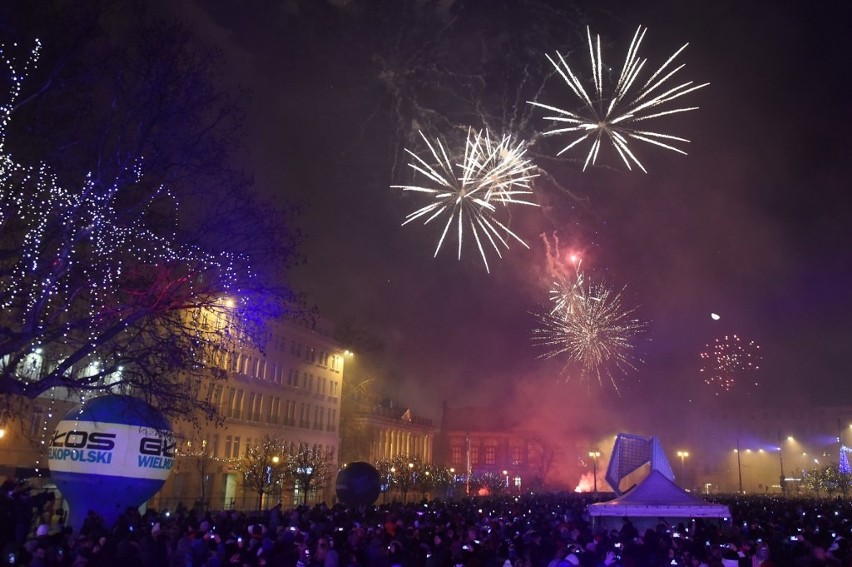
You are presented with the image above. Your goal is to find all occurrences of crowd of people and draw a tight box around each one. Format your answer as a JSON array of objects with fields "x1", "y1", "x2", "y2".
[{"x1": 4, "y1": 483, "x2": 852, "y2": 567}]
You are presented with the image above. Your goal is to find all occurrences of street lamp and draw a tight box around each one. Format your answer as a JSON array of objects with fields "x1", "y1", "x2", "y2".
[
  {"x1": 588, "y1": 451, "x2": 601, "y2": 494},
  {"x1": 502, "y1": 469, "x2": 509, "y2": 490}
]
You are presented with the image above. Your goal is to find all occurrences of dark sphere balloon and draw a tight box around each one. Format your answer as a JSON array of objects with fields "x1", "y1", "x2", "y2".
[{"x1": 336, "y1": 462, "x2": 381, "y2": 507}]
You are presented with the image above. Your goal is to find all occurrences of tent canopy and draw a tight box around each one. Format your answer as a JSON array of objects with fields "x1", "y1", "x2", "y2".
[{"x1": 589, "y1": 470, "x2": 730, "y2": 519}]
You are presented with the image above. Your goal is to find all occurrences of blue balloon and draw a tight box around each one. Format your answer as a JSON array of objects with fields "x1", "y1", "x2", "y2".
[
  {"x1": 335, "y1": 462, "x2": 381, "y2": 507},
  {"x1": 48, "y1": 395, "x2": 174, "y2": 530}
]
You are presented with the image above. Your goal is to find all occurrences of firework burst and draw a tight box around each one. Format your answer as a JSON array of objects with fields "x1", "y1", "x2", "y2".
[
  {"x1": 392, "y1": 129, "x2": 539, "y2": 272},
  {"x1": 700, "y1": 334, "x2": 762, "y2": 396},
  {"x1": 533, "y1": 271, "x2": 646, "y2": 393},
  {"x1": 528, "y1": 26, "x2": 708, "y2": 172}
]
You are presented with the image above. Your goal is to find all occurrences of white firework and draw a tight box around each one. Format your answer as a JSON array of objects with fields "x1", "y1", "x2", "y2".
[
  {"x1": 392, "y1": 129, "x2": 538, "y2": 272},
  {"x1": 529, "y1": 26, "x2": 708, "y2": 172},
  {"x1": 533, "y1": 270, "x2": 646, "y2": 394}
]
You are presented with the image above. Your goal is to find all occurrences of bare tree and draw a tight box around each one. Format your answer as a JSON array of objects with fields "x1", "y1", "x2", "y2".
[
  {"x1": 389, "y1": 454, "x2": 422, "y2": 503},
  {"x1": 174, "y1": 433, "x2": 217, "y2": 511},
  {"x1": 283, "y1": 443, "x2": 335, "y2": 506},
  {"x1": 0, "y1": 5, "x2": 301, "y2": 422},
  {"x1": 238, "y1": 435, "x2": 286, "y2": 511}
]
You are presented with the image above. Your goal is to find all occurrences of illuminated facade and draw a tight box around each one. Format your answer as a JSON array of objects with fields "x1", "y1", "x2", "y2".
[
  {"x1": 157, "y1": 315, "x2": 346, "y2": 510},
  {"x1": 0, "y1": 314, "x2": 346, "y2": 511}
]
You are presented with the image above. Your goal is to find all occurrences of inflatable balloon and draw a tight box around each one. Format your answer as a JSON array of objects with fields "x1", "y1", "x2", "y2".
[
  {"x1": 48, "y1": 395, "x2": 174, "y2": 530},
  {"x1": 335, "y1": 461, "x2": 381, "y2": 507}
]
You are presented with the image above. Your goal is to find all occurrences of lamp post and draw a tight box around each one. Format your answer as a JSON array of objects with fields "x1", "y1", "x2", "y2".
[
  {"x1": 778, "y1": 432, "x2": 787, "y2": 497},
  {"x1": 735, "y1": 440, "x2": 744, "y2": 494},
  {"x1": 588, "y1": 451, "x2": 601, "y2": 495}
]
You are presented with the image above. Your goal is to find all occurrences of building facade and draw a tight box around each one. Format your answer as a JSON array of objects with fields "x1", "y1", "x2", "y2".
[
  {"x1": 156, "y1": 315, "x2": 347, "y2": 510},
  {"x1": 435, "y1": 403, "x2": 587, "y2": 493},
  {"x1": 340, "y1": 398, "x2": 435, "y2": 465},
  {"x1": 0, "y1": 314, "x2": 347, "y2": 512}
]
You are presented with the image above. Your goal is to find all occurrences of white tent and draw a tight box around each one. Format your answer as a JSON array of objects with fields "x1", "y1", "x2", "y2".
[{"x1": 588, "y1": 470, "x2": 731, "y2": 530}]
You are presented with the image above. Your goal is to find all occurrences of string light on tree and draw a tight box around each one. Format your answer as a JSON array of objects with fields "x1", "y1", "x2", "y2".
[{"x1": 0, "y1": 39, "x2": 262, "y2": 422}]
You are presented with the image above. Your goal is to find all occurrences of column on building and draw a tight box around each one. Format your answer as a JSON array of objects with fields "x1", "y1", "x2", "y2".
[{"x1": 379, "y1": 428, "x2": 390, "y2": 460}]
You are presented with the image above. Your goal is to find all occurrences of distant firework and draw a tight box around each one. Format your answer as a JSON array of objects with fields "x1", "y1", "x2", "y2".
[
  {"x1": 699, "y1": 334, "x2": 762, "y2": 395},
  {"x1": 528, "y1": 26, "x2": 708, "y2": 172},
  {"x1": 533, "y1": 273, "x2": 646, "y2": 394},
  {"x1": 392, "y1": 129, "x2": 538, "y2": 272}
]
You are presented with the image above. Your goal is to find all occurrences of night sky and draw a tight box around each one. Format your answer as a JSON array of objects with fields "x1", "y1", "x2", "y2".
[{"x1": 154, "y1": 0, "x2": 852, "y2": 426}]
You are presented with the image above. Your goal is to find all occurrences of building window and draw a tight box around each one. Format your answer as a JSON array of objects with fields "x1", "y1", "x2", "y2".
[
  {"x1": 484, "y1": 445, "x2": 496, "y2": 465},
  {"x1": 269, "y1": 397, "x2": 280, "y2": 424},
  {"x1": 511, "y1": 446, "x2": 523, "y2": 465},
  {"x1": 233, "y1": 389, "x2": 244, "y2": 419},
  {"x1": 225, "y1": 388, "x2": 236, "y2": 417},
  {"x1": 300, "y1": 403, "x2": 309, "y2": 428},
  {"x1": 451, "y1": 446, "x2": 463, "y2": 465},
  {"x1": 211, "y1": 385, "x2": 223, "y2": 409},
  {"x1": 29, "y1": 406, "x2": 43, "y2": 437},
  {"x1": 470, "y1": 446, "x2": 480, "y2": 465},
  {"x1": 286, "y1": 400, "x2": 296, "y2": 426},
  {"x1": 225, "y1": 435, "x2": 244, "y2": 459},
  {"x1": 253, "y1": 394, "x2": 263, "y2": 421},
  {"x1": 246, "y1": 393, "x2": 256, "y2": 421}
]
